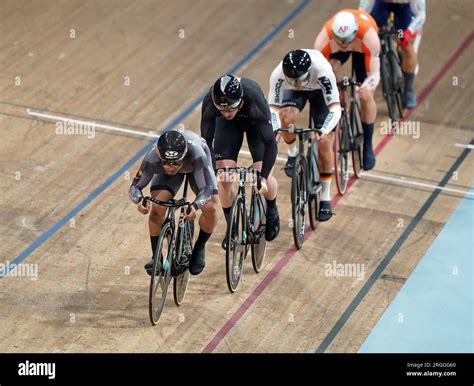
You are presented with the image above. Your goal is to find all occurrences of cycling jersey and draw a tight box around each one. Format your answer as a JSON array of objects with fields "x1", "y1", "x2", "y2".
[
  {"x1": 314, "y1": 9, "x2": 381, "y2": 91},
  {"x1": 129, "y1": 130, "x2": 217, "y2": 210},
  {"x1": 201, "y1": 77, "x2": 277, "y2": 180},
  {"x1": 268, "y1": 49, "x2": 341, "y2": 134},
  {"x1": 359, "y1": 0, "x2": 426, "y2": 32}
]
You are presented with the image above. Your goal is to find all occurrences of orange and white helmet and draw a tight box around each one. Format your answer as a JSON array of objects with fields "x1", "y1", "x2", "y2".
[{"x1": 331, "y1": 11, "x2": 358, "y2": 45}]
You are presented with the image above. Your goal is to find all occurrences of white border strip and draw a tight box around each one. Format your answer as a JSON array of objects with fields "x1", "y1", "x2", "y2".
[
  {"x1": 26, "y1": 109, "x2": 287, "y2": 163},
  {"x1": 27, "y1": 109, "x2": 160, "y2": 138},
  {"x1": 455, "y1": 143, "x2": 474, "y2": 149},
  {"x1": 361, "y1": 172, "x2": 474, "y2": 197}
]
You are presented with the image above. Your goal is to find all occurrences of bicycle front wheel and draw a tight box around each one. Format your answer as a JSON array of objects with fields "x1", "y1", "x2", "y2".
[
  {"x1": 149, "y1": 222, "x2": 173, "y2": 326},
  {"x1": 291, "y1": 155, "x2": 308, "y2": 250},
  {"x1": 173, "y1": 219, "x2": 194, "y2": 306},
  {"x1": 226, "y1": 195, "x2": 247, "y2": 293},
  {"x1": 390, "y1": 50, "x2": 405, "y2": 119},
  {"x1": 381, "y1": 53, "x2": 397, "y2": 123}
]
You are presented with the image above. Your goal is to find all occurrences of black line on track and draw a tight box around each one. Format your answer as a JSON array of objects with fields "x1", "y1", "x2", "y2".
[{"x1": 315, "y1": 139, "x2": 473, "y2": 353}]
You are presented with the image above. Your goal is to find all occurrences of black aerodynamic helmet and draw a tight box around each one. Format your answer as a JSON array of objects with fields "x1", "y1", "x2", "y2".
[
  {"x1": 157, "y1": 131, "x2": 187, "y2": 162},
  {"x1": 282, "y1": 49, "x2": 311, "y2": 79},
  {"x1": 211, "y1": 74, "x2": 243, "y2": 111}
]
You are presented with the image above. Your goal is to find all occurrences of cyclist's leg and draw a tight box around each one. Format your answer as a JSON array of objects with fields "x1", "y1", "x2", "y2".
[
  {"x1": 279, "y1": 91, "x2": 307, "y2": 176},
  {"x1": 247, "y1": 131, "x2": 280, "y2": 241},
  {"x1": 187, "y1": 177, "x2": 219, "y2": 275},
  {"x1": 413, "y1": 30, "x2": 422, "y2": 75},
  {"x1": 214, "y1": 117, "x2": 243, "y2": 247},
  {"x1": 353, "y1": 52, "x2": 377, "y2": 170},
  {"x1": 144, "y1": 174, "x2": 182, "y2": 273},
  {"x1": 394, "y1": 3, "x2": 418, "y2": 107},
  {"x1": 309, "y1": 90, "x2": 334, "y2": 221},
  {"x1": 368, "y1": 0, "x2": 391, "y2": 28}
]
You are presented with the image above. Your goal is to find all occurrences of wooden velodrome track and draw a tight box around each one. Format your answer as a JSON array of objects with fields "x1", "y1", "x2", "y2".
[{"x1": 0, "y1": 0, "x2": 472, "y2": 353}]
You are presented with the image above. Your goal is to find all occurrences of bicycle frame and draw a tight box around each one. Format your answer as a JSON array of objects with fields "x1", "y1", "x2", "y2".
[
  {"x1": 144, "y1": 177, "x2": 192, "y2": 325},
  {"x1": 338, "y1": 78, "x2": 362, "y2": 149},
  {"x1": 143, "y1": 177, "x2": 191, "y2": 251},
  {"x1": 379, "y1": 13, "x2": 405, "y2": 120},
  {"x1": 278, "y1": 127, "x2": 322, "y2": 182},
  {"x1": 216, "y1": 167, "x2": 262, "y2": 243}
]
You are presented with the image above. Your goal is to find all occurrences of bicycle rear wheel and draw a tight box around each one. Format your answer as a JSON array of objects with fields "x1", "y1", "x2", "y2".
[
  {"x1": 381, "y1": 53, "x2": 398, "y2": 123},
  {"x1": 173, "y1": 219, "x2": 194, "y2": 306},
  {"x1": 291, "y1": 155, "x2": 308, "y2": 250},
  {"x1": 334, "y1": 116, "x2": 350, "y2": 195},
  {"x1": 250, "y1": 192, "x2": 266, "y2": 273},
  {"x1": 226, "y1": 195, "x2": 247, "y2": 293},
  {"x1": 390, "y1": 50, "x2": 405, "y2": 118},
  {"x1": 350, "y1": 98, "x2": 363, "y2": 178},
  {"x1": 149, "y1": 222, "x2": 173, "y2": 325}
]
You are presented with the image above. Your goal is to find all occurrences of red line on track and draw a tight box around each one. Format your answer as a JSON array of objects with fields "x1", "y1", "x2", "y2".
[{"x1": 202, "y1": 31, "x2": 474, "y2": 353}]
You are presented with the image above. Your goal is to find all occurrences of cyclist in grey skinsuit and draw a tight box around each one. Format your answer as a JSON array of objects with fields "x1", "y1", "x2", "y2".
[{"x1": 129, "y1": 130, "x2": 218, "y2": 276}]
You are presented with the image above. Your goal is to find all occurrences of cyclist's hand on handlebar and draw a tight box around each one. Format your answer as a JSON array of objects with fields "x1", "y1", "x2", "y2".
[
  {"x1": 137, "y1": 199, "x2": 149, "y2": 215},
  {"x1": 315, "y1": 130, "x2": 327, "y2": 141},
  {"x1": 256, "y1": 178, "x2": 268, "y2": 195},
  {"x1": 184, "y1": 205, "x2": 197, "y2": 221},
  {"x1": 398, "y1": 28, "x2": 416, "y2": 47},
  {"x1": 356, "y1": 83, "x2": 369, "y2": 98}
]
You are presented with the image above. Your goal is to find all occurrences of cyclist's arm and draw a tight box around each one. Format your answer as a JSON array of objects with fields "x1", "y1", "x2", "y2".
[
  {"x1": 268, "y1": 66, "x2": 288, "y2": 131},
  {"x1": 250, "y1": 89, "x2": 277, "y2": 179},
  {"x1": 315, "y1": 59, "x2": 341, "y2": 134},
  {"x1": 190, "y1": 148, "x2": 216, "y2": 210},
  {"x1": 361, "y1": 28, "x2": 381, "y2": 91},
  {"x1": 328, "y1": 58, "x2": 342, "y2": 75},
  {"x1": 359, "y1": 0, "x2": 374, "y2": 12},
  {"x1": 128, "y1": 160, "x2": 153, "y2": 204},
  {"x1": 200, "y1": 92, "x2": 217, "y2": 169},
  {"x1": 255, "y1": 118, "x2": 278, "y2": 180},
  {"x1": 320, "y1": 103, "x2": 341, "y2": 135},
  {"x1": 408, "y1": 0, "x2": 426, "y2": 33}
]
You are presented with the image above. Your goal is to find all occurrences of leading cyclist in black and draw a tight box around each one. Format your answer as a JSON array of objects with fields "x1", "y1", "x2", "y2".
[{"x1": 201, "y1": 74, "x2": 280, "y2": 248}]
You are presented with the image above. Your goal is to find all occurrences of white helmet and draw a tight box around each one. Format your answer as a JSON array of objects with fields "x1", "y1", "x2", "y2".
[{"x1": 331, "y1": 11, "x2": 358, "y2": 45}]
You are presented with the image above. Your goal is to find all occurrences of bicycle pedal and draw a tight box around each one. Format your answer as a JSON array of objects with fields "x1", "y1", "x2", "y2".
[{"x1": 314, "y1": 185, "x2": 322, "y2": 195}]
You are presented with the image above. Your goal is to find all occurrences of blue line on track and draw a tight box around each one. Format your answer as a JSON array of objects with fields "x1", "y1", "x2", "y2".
[{"x1": 0, "y1": 0, "x2": 310, "y2": 278}]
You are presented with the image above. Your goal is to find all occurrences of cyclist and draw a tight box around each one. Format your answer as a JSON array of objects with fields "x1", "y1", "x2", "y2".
[
  {"x1": 201, "y1": 74, "x2": 280, "y2": 247},
  {"x1": 314, "y1": 9, "x2": 380, "y2": 171},
  {"x1": 268, "y1": 49, "x2": 341, "y2": 221},
  {"x1": 128, "y1": 130, "x2": 219, "y2": 276},
  {"x1": 359, "y1": 0, "x2": 426, "y2": 109}
]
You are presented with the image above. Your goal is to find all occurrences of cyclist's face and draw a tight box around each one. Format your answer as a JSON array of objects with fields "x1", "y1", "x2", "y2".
[
  {"x1": 334, "y1": 35, "x2": 354, "y2": 49},
  {"x1": 156, "y1": 148, "x2": 185, "y2": 175},
  {"x1": 337, "y1": 41, "x2": 350, "y2": 49},
  {"x1": 285, "y1": 73, "x2": 310, "y2": 90},
  {"x1": 162, "y1": 163, "x2": 183, "y2": 175},
  {"x1": 221, "y1": 109, "x2": 239, "y2": 120}
]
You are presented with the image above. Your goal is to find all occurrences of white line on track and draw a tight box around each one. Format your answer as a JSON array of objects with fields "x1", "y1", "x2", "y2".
[
  {"x1": 27, "y1": 109, "x2": 160, "y2": 138},
  {"x1": 361, "y1": 171, "x2": 474, "y2": 197},
  {"x1": 455, "y1": 143, "x2": 474, "y2": 149},
  {"x1": 26, "y1": 108, "x2": 287, "y2": 163}
]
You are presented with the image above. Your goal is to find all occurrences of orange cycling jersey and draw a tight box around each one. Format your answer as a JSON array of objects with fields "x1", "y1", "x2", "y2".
[{"x1": 315, "y1": 9, "x2": 380, "y2": 90}]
